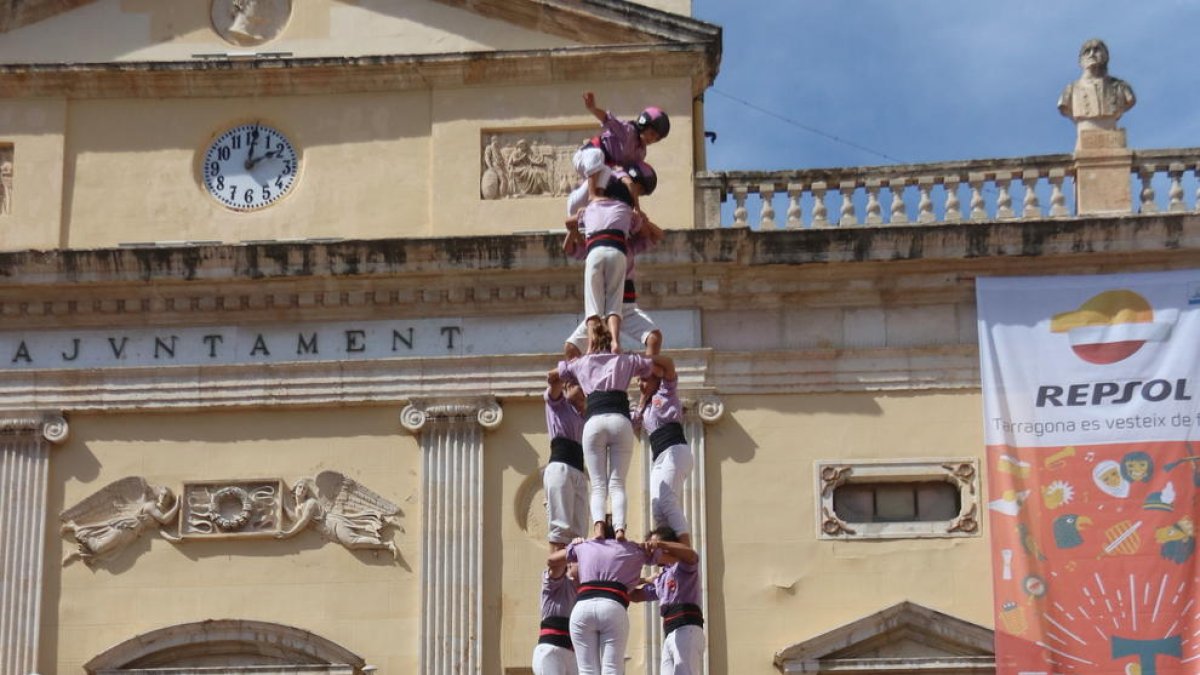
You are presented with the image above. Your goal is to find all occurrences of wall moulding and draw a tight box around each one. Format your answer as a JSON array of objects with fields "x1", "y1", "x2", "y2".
[{"x1": 0, "y1": 345, "x2": 986, "y2": 414}]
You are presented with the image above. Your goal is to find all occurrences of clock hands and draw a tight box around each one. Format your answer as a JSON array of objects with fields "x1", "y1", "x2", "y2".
[
  {"x1": 247, "y1": 146, "x2": 285, "y2": 170},
  {"x1": 243, "y1": 123, "x2": 261, "y2": 170}
]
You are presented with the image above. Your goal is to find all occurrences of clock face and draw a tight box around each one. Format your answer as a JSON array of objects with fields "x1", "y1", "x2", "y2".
[{"x1": 203, "y1": 123, "x2": 299, "y2": 211}]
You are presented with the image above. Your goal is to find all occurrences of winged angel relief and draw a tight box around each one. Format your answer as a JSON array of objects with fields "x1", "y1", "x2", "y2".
[
  {"x1": 60, "y1": 472, "x2": 401, "y2": 567},
  {"x1": 60, "y1": 477, "x2": 180, "y2": 567},
  {"x1": 276, "y1": 471, "x2": 402, "y2": 560}
]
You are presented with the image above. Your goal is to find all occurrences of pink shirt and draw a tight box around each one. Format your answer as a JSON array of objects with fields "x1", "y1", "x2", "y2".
[
  {"x1": 599, "y1": 112, "x2": 647, "y2": 166},
  {"x1": 544, "y1": 386, "x2": 584, "y2": 442},
  {"x1": 567, "y1": 539, "x2": 651, "y2": 589},
  {"x1": 541, "y1": 569, "x2": 578, "y2": 620},
  {"x1": 581, "y1": 198, "x2": 642, "y2": 238},
  {"x1": 646, "y1": 560, "x2": 701, "y2": 606},
  {"x1": 632, "y1": 376, "x2": 682, "y2": 434},
  {"x1": 559, "y1": 353, "x2": 654, "y2": 395}
]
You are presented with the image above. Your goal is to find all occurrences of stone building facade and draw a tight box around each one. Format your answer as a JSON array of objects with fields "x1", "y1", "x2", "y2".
[{"x1": 0, "y1": 2, "x2": 1197, "y2": 674}]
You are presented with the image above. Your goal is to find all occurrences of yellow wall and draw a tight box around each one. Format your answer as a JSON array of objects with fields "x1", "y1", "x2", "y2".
[
  {"x1": 0, "y1": 0, "x2": 576, "y2": 64},
  {"x1": 51, "y1": 77, "x2": 693, "y2": 248},
  {"x1": 44, "y1": 406, "x2": 420, "y2": 674},
  {"x1": 708, "y1": 390, "x2": 993, "y2": 674},
  {"x1": 0, "y1": 98, "x2": 67, "y2": 250}
]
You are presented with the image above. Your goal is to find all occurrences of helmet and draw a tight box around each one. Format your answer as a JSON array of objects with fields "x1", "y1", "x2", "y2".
[
  {"x1": 626, "y1": 161, "x2": 658, "y2": 196},
  {"x1": 635, "y1": 107, "x2": 670, "y2": 140}
]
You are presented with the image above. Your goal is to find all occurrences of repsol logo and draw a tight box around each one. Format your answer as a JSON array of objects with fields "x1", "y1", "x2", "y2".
[{"x1": 1036, "y1": 379, "x2": 1193, "y2": 407}]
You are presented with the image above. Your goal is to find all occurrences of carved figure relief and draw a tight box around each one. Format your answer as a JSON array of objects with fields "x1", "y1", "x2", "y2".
[
  {"x1": 60, "y1": 472, "x2": 402, "y2": 567},
  {"x1": 181, "y1": 479, "x2": 282, "y2": 538},
  {"x1": 479, "y1": 130, "x2": 589, "y2": 200},
  {"x1": 0, "y1": 146, "x2": 13, "y2": 215},
  {"x1": 211, "y1": 0, "x2": 292, "y2": 47},
  {"x1": 276, "y1": 471, "x2": 402, "y2": 559},
  {"x1": 60, "y1": 477, "x2": 179, "y2": 567}
]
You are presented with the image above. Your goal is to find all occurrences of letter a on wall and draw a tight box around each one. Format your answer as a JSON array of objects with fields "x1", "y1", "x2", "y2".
[{"x1": 977, "y1": 270, "x2": 1200, "y2": 675}]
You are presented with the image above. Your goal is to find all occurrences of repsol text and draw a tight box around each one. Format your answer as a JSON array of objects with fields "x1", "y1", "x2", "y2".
[{"x1": 1036, "y1": 378, "x2": 1193, "y2": 407}]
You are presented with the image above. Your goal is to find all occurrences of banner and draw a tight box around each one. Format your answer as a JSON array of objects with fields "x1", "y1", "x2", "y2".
[{"x1": 978, "y1": 271, "x2": 1200, "y2": 675}]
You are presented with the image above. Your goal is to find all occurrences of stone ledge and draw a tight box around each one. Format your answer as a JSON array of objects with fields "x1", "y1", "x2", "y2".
[{"x1": 0, "y1": 346, "x2": 985, "y2": 412}]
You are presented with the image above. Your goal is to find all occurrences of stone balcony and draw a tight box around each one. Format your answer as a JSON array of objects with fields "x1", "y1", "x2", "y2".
[{"x1": 695, "y1": 146, "x2": 1200, "y2": 229}]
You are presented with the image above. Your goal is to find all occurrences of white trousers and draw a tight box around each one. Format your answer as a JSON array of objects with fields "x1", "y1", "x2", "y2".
[
  {"x1": 650, "y1": 443, "x2": 693, "y2": 535},
  {"x1": 584, "y1": 248, "x2": 626, "y2": 321},
  {"x1": 582, "y1": 413, "x2": 635, "y2": 532},
  {"x1": 533, "y1": 642, "x2": 580, "y2": 675},
  {"x1": 544, "y1": 462, "x2": 590, "y2": 544},
  {"x1": 661, "y1": 625, "x2": 705, "y2": 675},
  {"x1": 566, "y1": 303, "x2": 658, "y2": 354},
  {"x1": 568, "y1": 147, "x2": 612, "y2": 216},
  {"x1": 570, "y1": 597, "x2": 629, "y2": 675}
]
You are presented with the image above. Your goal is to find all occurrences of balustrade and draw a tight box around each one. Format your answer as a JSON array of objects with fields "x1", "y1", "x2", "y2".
[{"x1": 694, "y1": 149, "x2": 1200, "y2": 229}]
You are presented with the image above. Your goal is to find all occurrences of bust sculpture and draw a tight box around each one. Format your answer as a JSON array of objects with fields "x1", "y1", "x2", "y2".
[{"x1": 1057, "y1": 38, "x2": 1136, "y2": 132}]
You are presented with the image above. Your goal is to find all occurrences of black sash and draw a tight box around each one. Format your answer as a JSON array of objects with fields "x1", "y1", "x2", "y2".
[
  {"x1": 661, "y1": 602, "x2": 704, "y2": 636},
  {"x1": 586, "y1": 228, "x2": 628, "y2": 255},
  {"x1": 623, "y1": 279, "x2": 637, "y2": 303},
  {"x1": 586, "y1": 390, "x2": 630, "y2": 419},
  {"x1": 578, "y1": 579, "x2": 630, "y2": 609},
  {"x1": 538, "y1": 616, "x2": 573, "y2": 650},
  {"x1": 649, "y1": 422, "x2": 687, "y2": 461},
  {"x1": 549, "y1": 437, "x2": 585, "y2": 472}
]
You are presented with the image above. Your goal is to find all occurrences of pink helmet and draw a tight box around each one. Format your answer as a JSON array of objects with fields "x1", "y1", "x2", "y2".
[
  {"x1": 626, "y1": 161, "x2": 657, "y2": 196},
  {"x1": 635, "y1": 107, "x2": 670, "y2": 140}
]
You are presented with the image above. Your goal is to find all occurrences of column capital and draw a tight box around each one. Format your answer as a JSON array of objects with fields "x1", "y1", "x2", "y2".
[
  {"x1": 0, "y1": 411, "x2": 69, "y2": 444},
  {"x1": 400, "y1": 396, "x2": 502, "y2": 434},
  {"x1": 682, "y1": 392, "x2": 724, "y2": 425}
]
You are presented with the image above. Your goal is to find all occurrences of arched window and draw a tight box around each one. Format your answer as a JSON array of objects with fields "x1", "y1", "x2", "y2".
[{"x1": 84, "y1": 619, "x2": 367, "y2": 675}]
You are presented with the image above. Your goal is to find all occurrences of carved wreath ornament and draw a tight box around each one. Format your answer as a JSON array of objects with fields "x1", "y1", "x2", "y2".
[{"x1": 210, "y1": 486, "x2": 253, "y2": 531}]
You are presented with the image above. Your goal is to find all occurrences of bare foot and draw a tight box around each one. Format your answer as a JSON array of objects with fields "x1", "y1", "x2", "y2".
[{"x1": 615, "y1": 529, "x2": 627, "y2": 541}]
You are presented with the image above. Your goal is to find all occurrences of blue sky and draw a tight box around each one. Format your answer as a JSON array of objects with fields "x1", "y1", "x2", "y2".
[{"x1": 691, "y1": 1, "x2": 1200, "y2": 172}]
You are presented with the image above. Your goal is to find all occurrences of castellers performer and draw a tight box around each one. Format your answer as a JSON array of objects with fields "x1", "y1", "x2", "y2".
[
  {"x1": 532, "y1": 554, "x2": 580, "y2": 675},
  {"x1": 639, "y1": 526, "x2": 705, "y2": 675},
  {"x1": 544, "y1": 369, "x2": 589, "y2": 552},
  {"x1": 568, "y1": 91, "x2": 670, "y2": 217},
  {"x1": 549, "y1": 522, "x2": 653, "y2": 674},
  {"x1": 633, "y1": 354, "x2": 692, "y2": 547}
]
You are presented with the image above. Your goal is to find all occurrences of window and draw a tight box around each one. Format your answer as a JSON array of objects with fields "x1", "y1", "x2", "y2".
[{"x1": 816, "y1": 459, "x2": 980, "y2": 540}]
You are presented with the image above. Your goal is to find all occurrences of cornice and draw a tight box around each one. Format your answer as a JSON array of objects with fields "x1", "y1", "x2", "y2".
[
  {"x1": 0, "y1": 345, "x2": 984, "y2": 413},
  {"x1": 0, "y1": 44, "x2": 715, "y2": 98},
  {"x1": 1, "y1": 217, "x2": 1199, "y2": 329}
]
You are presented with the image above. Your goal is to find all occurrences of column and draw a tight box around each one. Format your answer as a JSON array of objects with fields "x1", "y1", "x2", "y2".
[
  {"x1": 401, "y1": 397, "x2": 502, "y2": 675},
  {"x1": 0, "y1": 412, "x2": 68, "y2": 675},
  {"x1": 1074, "y1": 128, "x2": 1133, "y2": 215},
  {"x1": 642, "y1": 395, "x2": 724, "y2": 675}
]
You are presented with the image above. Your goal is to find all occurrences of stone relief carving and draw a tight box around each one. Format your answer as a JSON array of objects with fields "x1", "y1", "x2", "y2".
[
  {"x1": 60, "y1": 477, "x2": 179, "y2": 567},
  {"x1": 211, "y1": 0, "x2": 292, "y2": 47},
  {"x1": 480, "y1": 130, "x2": 590, "y2": 200},
  {"x1": 1057, "y1": 38, "x2": 1136, "y2": 131},
  {"x1": 181, "y1": 479, "x2": 282, "y2": 538},
  {"x1": 276, "y1": 471, "x2": 402, "y2": 559},
  {"x1": 0, "y1": 146, "x2": 12, "y2": 216},
  {"x1": 60, "y1": 472, "x2": 403, "y2": 566}
]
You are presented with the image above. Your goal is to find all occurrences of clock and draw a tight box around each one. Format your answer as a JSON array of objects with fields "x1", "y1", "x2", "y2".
[{"x1": 203, "y1": 123, "x2": 299, "y2": 211}]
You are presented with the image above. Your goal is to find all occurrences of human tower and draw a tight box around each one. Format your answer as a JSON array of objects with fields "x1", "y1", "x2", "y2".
[{"x1": 533, "y1": 93, "x2": 705, "y2": 675}]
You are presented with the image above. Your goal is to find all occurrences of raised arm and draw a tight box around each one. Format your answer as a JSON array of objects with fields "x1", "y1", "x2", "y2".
[
  {"x1": 650, "y1": 354, "x2": 676, "y2": 381},
  {"x1": 546, "y1": 370, "x2": 563, "y2": 400},
  {"x1": 649, "y1": 538, "x2": 698, "y2": 565},
  {"x1": 582, "y1": 91, "x2": 607, "y2": 123}
]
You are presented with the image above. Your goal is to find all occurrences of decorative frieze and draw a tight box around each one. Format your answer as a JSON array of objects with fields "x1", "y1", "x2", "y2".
[
  {"x1": 0, "y1": 410, "x2": 66, "y2": 675},
  {"x1": 58, "y1": 472, "x2": 402, "y2": 566},
  {"x1": 480, "y1": 130, "x2": 590, "y2": 200},
  {"x1": 0, "y1": 145, "x2": 11, "y2": 216}
]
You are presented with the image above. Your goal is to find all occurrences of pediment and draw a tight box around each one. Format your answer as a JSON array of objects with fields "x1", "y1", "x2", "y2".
[
  {"x1": 775, "y1": 602, "x2": 995, "y2": 673},
  {"x1": 0, "y1": 0, "x2": 719, "y2": 65}
]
